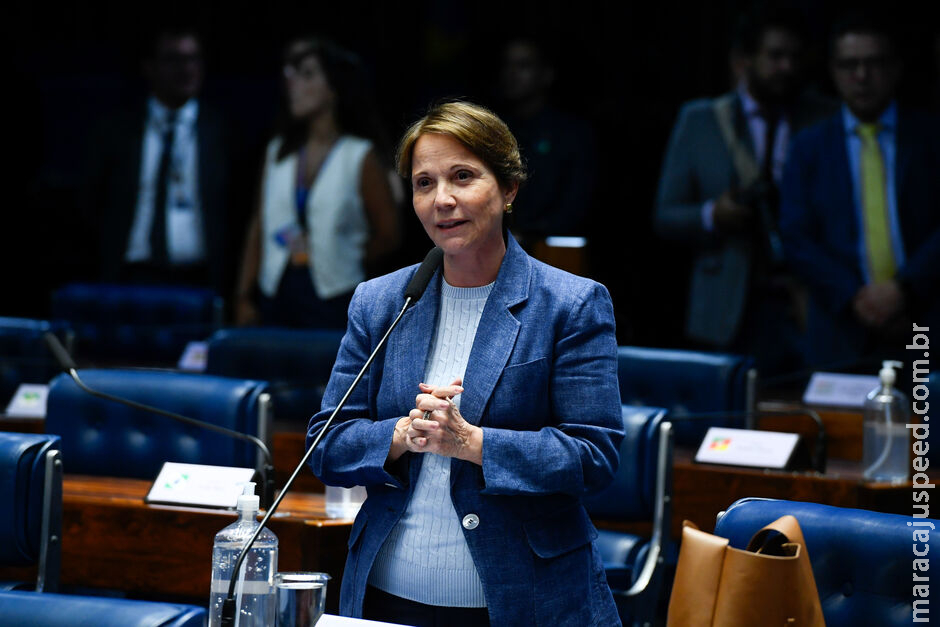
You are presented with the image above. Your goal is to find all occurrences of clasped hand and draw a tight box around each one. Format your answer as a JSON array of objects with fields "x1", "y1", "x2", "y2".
[
  {"x1": 853, "y1": 280, "x2": 905, "y2": 328},
  {"x1": 389, "y1": 378, "x2": 483, "y2": 465}
]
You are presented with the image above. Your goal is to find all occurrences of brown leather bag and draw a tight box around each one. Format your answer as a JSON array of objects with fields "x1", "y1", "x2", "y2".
[{"x1": 666, "y1": 515, "x2": 826, "y2": 626}]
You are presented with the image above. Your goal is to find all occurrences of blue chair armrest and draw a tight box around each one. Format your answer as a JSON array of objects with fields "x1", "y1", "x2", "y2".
[{"x1": 0, "y1": 590, "x2": 206, "y2": 627}]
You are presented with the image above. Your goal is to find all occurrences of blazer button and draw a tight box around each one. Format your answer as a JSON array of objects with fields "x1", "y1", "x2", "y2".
[{"x1": 462, "y1": 513, "x2": 480, "y2": 530}]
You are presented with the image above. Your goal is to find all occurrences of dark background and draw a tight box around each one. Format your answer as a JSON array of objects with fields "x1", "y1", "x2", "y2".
[{"x1": 5, "y1": 0, "x2": 938, "y2": 346}]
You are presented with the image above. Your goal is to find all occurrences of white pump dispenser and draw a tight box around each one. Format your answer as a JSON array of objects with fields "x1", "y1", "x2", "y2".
[
  {"x1": 236, "y1": 481, "x2": 260, "y2": 514},
  {"x1": 208, "y1": 481, "x2": 278, "y2": 626},
  {"x1": 862, "y1": 360, "x2": 910, "y2": 482}
]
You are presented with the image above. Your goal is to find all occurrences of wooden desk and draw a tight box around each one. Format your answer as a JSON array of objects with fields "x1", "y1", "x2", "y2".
[
  {"x1": 0, "y1": 414, "x2": 44, "y2": 434},
  {"x1": 2, "y1": 410, "x2": 911, "y2": 588},
  {"x1": 756, "y1": 401, "x2": 865, "y2": 461},
  {"x1": 670, "y1": 448, "x2": 910, "y2": 537},
  {"x1": 0, "y1": 476, "x2": 351, "y2": 611}
]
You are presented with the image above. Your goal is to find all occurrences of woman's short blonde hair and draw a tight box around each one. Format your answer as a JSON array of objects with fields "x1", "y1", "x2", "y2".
[{"x1": 396, "y1": 100, "x2": 527, "y2": 190}]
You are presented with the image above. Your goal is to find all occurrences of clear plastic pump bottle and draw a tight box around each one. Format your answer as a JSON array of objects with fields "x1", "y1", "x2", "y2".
[
  {"x1": 208, "y1": 482, "x2": 278, "y2": 627},
  {"x1": 862, "y1": 360, "x2": 910, "y2": 483}
]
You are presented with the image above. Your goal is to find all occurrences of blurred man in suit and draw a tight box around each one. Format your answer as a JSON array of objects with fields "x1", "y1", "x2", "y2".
[
  {"x1": 497, "y1": 38, "x2": 597, "y2": 240},
  {"x1": 654, "y1": 6, "x2": 833, "y2": 376},
  {"x1": 780, "y1": 14, "x2": 939, "y2": 368},
  {"x1": 85, "y1": 26, "x2": 235, "y2": 294}
]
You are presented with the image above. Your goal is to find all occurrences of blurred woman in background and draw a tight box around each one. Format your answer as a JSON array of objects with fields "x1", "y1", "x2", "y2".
[{"x1": 235, "y1": 38, "x2": 400, "y2": 328}]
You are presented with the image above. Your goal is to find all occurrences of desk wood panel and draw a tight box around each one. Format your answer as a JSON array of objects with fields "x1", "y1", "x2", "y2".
[
  {"x1": 671, "y1": 449, "x2": 910, "y2": 537},
  {"x1": 0, "y1": 415, "x2": 44, "y2": 434},
  {"x1": 0, "y1": 476, "x2": 351, "y2": 611},
  {"x1": 273, "y1": 431, "x2": 325, "y2": 493},
  {"x1": 756, "y1": 402, "x2": 864, "y2": 460}
]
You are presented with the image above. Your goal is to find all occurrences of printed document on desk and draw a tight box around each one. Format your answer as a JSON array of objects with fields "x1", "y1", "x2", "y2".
[
  {"x1": 695, "y1": 427, "x2": 800, "y2": 469},
  {"x1": 146, "y1": 462, "x2": 255, "y2": 508}
]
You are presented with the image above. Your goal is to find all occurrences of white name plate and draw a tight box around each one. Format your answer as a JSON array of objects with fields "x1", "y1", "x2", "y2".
[
  {"x1": 695, "y1": 427, "x2": 800, "y2": 470},
  {"x1": 5, "y1": 383, "x2": 49, "y2": 418},
  {"x1": 177, "y1": 341, "x2": 209, "y2": 372},
  {"x1": 802, "y1": 371, "x2": 877, "y2": 408},
  {"x1": 146, "y1": 462, "x2": 256, "y2": 509}
]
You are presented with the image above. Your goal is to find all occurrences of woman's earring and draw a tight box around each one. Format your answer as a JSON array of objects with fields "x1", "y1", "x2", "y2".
[{"x1": 505, "y1": 203, "x2": 513, "y2": 214}]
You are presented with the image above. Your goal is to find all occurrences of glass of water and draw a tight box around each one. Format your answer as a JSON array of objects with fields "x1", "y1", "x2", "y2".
[{"x1": 275, "y1": 572, "x2": 331, "y2": 626}]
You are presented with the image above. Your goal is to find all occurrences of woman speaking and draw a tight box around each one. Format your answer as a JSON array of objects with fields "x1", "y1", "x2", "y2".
[{"x1": 308, "y1": 101, "x2": 623, "y2": 626}]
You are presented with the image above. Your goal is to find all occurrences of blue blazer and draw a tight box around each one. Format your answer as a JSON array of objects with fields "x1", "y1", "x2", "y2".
[
  {"x1": 780, "y1": 109, "x2": 940, "y2": 364},
  {"x1": 307, "y1": 235, "x2": 623, "y2": 626},
  {"x1": 654, "y1": 91, "x2": 834, "y2": 346}
]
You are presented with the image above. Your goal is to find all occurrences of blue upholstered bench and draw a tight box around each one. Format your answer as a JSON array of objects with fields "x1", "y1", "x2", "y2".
[
  {"x1": 46, "y1": 369, "x2": 270, "y2": 479},
  {"x1": 0, "y1": 589, "x2": 206, "y2": 626},
  {"x1": 715, "y1": 498, "x2": 935, "y2": 626},
  {"x1": 205, "y1": 327, "x2": 345, "y2": 424},
  {"x1": 50, "y1": 282, "x2": 222, "y2": 363},
  {"x1": 0, "y1": 432, "x2": 62, "y2": 592},
  {"x1": 0, "y1": 317, "x2": 72, "y2": 407},
  {"x1": 616, "y1": 346, "x2": 755, "y2": 446},
  {"x1": 583, "y1": 406, "x2": 673, "y2": 627}
]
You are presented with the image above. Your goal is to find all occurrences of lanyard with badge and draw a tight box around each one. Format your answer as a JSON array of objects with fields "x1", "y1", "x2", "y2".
[
  {"x1": 164, "y1": 114, "x2": 194, "y2": 214},
  {"x1": 275, "y1": 145, "x2": 330, "y2": 266}
]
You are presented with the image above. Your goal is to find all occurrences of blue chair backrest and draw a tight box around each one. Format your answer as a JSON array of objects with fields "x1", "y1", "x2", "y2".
[
  {"x1": 0, "y1": 590, "x2": 206, "y2": 627},
  {"x1": 583, "y1": 406, "x2": 667, "y2": 520},
  {"x1": 0, "y1": 317, "x2": 70, "y2": 406},
  {"x1": 617, "y1": 346, "x2": 753, "y2": 445},
  {"x1": 0, "y1": 432, "x2": 61, "y2": 591},
  {"x1": 206, "y1": 327, "x2": 345, "y2": 422},
  {"x1": 715, "y1": 498, "x2": 934, "y2": 626},
  {"x1": 50, "y1": 283, "x2": 221, "y2": 362},
  {"x1": 583, "y1": 407, "x2": 673, "y2": 627},
  {"x1": 46, "y1": 370, "x2": 268, "y2": 478}
]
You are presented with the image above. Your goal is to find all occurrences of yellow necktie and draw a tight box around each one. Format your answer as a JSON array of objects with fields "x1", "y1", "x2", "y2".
[{"x1": 857, "y1": 123, "x2": 895, "y2": 282}]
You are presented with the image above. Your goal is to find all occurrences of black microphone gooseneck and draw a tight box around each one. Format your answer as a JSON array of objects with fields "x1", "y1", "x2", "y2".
[
  {"x1": 42, "y1": 332, "x2": 277, "y2": 507},
  {"x1": 220, "y1": 246, "x2": 443, "y2": 626}
]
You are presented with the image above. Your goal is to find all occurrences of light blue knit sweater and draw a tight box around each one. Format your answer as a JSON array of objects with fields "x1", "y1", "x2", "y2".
[{"x1": 368, "y1": 280, "x2": 492, "y2": 607}]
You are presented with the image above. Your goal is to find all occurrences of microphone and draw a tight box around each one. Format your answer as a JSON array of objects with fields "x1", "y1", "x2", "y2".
[
  {"x1": 404, "y1": 246, "x2": 444, "y2": 302},
  {"x1": 220, "y1": 246, "x2": 443, "y2": 626},
  {"x1": 41, "y1": 332, "x2": 276, "y2": 507}
]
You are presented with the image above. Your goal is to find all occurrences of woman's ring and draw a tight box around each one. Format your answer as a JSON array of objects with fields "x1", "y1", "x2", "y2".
[{"x1": 423, "y1": 410, "x2": 432, "y2": 420}]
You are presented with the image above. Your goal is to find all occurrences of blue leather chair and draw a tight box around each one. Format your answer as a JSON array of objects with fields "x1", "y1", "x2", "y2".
[
  {"x1": 715, "y1": 498, "x2": 934, "y2": 626},
  {"x1": 205, "y1": 327, "x2": 345, "y2": 424},
  {"x1": 46, "y1": 370, "x2": 270, "y2": 479},
  {"x1": 0, "y1": 317, "x2": 72, "y2": 408},
  {"x1": 0, "y1": 432, "x2": 62, "y2": 592},
  {"x1": 583, "y1": 406, "x2": 673, "y2": 627},
  {"x1": 0, "y1": 590, "x2": 206, "y2": 626},
  {"x1": 616, "y1": 346, "x2": 756, "y2": 446},
  {"x1": 50, "y1": 283, "x2": 223, "y2": 363}
]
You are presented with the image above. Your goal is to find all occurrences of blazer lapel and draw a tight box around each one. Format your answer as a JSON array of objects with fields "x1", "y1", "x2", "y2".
[
  {"x1": 196, "y1": 104, "x2": 227, "y2": 228},
  {"x1": 731, "y1": 94, "x2": 759, "y2": 166},
  {"x1": 384, "y1": 268, "x2": 440, "y2": 485},
  {"x1": 894, "y1": 110, "x2": 914, "y2": 214},
  {"x1": 387, "y1": 267, "x2": 441, "y2": 405},
  {"x1": 457, "y1": 236, "x2": 530, "y2": 427},
  {"x1": 109, "y1": 111, "x2": 147, "y2": 262},
  {"x1": 828, "y1": 115, "x2": 859, "y2": 241}
]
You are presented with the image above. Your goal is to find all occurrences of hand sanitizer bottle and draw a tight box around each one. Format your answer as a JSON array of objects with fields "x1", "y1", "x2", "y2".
[
  {"x1": 208, "y1": 482, "x2": 278, "y2": 626},
  {"x1": 862, "y1": 360, "x2": 910, "y2": 482}
]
